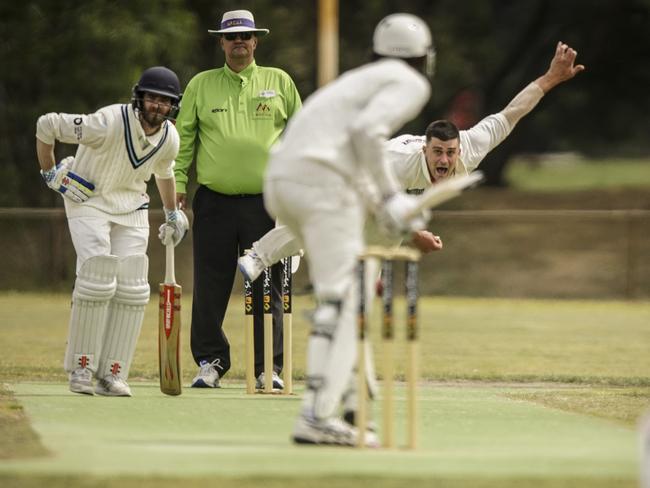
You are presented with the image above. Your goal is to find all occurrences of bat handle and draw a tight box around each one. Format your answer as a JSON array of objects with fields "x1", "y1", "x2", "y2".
[{"x1": 165, "y1": 242, "x2": 176, "y2": 285}]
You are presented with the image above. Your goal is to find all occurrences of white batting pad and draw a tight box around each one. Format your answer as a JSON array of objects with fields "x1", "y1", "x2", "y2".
[
  {"x1": 64, "y1": 255, "x2": 119, "y2": 373},
  {"x1": 302, "y1": 285, "x2": 359, "y2": 420},
  {"x1": 98, "y1": 254, "x2": 150, "y2": 380}
]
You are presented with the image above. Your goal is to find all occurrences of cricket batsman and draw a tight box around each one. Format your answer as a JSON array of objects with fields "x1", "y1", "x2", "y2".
[
  {"x1": 263, "y1": 13, "x2": 435, "y2": 446},
  {"x1": 35, "y1": 67, "x2": 189, "y2": 396}
]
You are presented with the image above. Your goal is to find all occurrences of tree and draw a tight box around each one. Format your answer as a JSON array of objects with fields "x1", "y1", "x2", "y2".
[
  {"x1": 428, "y1": 0, "x2": 650, "y2": 185},
  {"x1": 0, "y1": 0, "x2": 198, "y2": 206},
  {"x1": 1, "y1": 0, "x2": 649, "y2": 203}
]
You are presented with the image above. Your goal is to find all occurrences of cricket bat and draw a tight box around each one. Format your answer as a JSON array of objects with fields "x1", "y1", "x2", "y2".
[
  {"x1": 406, "y1": 171, "x2": 484, "y2": 218},
  {"x1": 159, "y1": 239, "x2": 182, "y2": 396}
]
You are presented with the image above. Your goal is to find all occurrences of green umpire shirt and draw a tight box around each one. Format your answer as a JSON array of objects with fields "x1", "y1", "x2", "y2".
[{"x1": 174, "y1": 60, "x2": 302, "y2": 195}]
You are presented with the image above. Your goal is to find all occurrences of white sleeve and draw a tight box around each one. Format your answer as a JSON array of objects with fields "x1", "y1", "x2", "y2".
[
  {"x1": 458, "y1": 113, "x2": 512, "y2": 172},
  {"x1": 154, "y1": 159, "x2": 175, "y2": 180},
  {"x1": 350, "y1": 73, "x2": 430, "y2": 197},
  {"x1": 36, "y1": 110, "x2": 109, "y2": 148},
  {"x1": 153, "y1": 124, "x2": 179, "y2": 179}
]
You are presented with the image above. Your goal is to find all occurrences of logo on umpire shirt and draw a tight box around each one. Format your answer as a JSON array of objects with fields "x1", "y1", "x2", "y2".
[{"x1": 253, "y1": 101, "x2": 272, "y2": 120}]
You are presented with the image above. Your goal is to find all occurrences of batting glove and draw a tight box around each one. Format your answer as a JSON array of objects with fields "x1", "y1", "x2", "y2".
[
  {"x1": 377, "y1": 192, "x2": 430, "y2": 237},
  {"x1": 40, "y1": 156, "x2": 95, "y2": 204},
  {"x1": 158, "y1": 208, "x2": 189, "y2": 247}
]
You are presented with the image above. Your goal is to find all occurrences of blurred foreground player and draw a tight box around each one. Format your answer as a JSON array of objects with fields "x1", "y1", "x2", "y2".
[{"x1": 264, "y1": 13, "x2": 435, "y2": 446}]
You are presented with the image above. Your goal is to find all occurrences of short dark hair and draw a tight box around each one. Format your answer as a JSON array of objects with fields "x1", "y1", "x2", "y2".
[{"x1": 425, "y1": 120, "x2": 459, "y2": 142}]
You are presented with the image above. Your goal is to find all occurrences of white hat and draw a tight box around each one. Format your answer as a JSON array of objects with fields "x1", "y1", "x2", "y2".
[
  {"x1": 373, "y1": 13, "x2": 432, "y2": 58},
  {"x1": 373, "y1": 13, "x2": 436, "y2": 77},
  {"x1": 208, "y1": 9, "x2": 269, "y2": 36}
]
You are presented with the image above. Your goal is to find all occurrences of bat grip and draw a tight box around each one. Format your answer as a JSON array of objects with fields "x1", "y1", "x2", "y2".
[{"x1": 165, "y1": 242, "x2": 176, "y2": 285}]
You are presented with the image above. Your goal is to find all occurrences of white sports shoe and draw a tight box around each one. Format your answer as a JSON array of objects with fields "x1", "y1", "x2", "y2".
[
  {"x1": 256, "y1": 371, "x2": 284, "y2": 390},
  {"x1": 95, "y1": 374, "x2": 132, "y2": 397},
  {"x1": 191, "y1": 359, "x2": 222, "y2": 388},
  {"x1": 69, "y1": 367, "x2": 94, "y2": 395},
  {"x1": 238, "y1": 250, "x2": 266, "y2": 282},
  {"x1": 292, "y1": 415, "x2": 379, "y2": 447}
]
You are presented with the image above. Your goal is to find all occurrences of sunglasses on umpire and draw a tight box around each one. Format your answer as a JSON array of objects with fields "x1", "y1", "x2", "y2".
[{"x1": 223, "y1": 32, "x2": 254, "y2": 41}]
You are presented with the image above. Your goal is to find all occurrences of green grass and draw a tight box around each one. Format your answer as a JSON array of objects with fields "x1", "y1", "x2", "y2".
[
  {"x1": 0, "y1": 291, "x2": 648, "y2": 487},
  {"x1": 2, "y1": 292, "x2": 648, "y2": 385},
  {"x1": 506, "y1": 155, "x2": 650, "y2": 191},
  {"x1": 0, "y1": 475, "x2": 638, "y2": 488},
  {"x1": 0, "y1": 386, "x2": 48, "y2": 460},
  {"x1": 1, "y1": 382, "x2": 642, "y2": 487},
  {"x1": 506, "y1": 387, "x2": 650, "y2": 426}
]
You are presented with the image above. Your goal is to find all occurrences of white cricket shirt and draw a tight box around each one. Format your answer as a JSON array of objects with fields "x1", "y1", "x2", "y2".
[{"x1": 36, "y1": 104, "x2": 179, "y2": 226}]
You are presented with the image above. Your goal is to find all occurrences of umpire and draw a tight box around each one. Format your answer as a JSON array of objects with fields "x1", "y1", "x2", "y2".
[{"x1": 174, "y1": 9, "x2": 302, "y2": 388}]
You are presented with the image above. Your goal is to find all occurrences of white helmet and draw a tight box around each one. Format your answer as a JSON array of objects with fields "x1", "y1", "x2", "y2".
[{"x1": 373, "y1": 13, "x2": 436, "y2": 77}]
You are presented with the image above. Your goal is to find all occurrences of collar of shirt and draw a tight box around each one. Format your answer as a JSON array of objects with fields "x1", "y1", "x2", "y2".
[{"x1": 223, "y1": 60, "x2": 258, "y2": 88}]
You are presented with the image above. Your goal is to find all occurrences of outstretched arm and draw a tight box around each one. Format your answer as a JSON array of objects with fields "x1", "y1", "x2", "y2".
[{"x1": 501, "y1": 41, "x2": 585, "y2": 127}]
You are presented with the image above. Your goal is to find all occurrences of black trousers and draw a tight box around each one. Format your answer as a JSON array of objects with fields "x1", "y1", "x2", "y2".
[{"x1": 190, "y1": 185, "x2": 284, "y2": 377}]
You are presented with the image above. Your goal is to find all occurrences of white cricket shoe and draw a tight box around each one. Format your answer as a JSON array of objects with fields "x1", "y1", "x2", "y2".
[
  {"x1": 191, "y1": 359, "x2": 222, "y2": 388},
  {"x1": 292, "y1": 415, "x2": 379, "y2": 447},
  {"x1": 69, "y1": 367, "x2": 94, "y2": 395},
  {"x1": 95, "y1": 374, "x2": 132, "y2": 397},
  {"x1": 238, "y1": 250, "x2": 266, "y2": 282},
  {"x1": 256, "y1": 371, "x2": 284, "y2": 390}
]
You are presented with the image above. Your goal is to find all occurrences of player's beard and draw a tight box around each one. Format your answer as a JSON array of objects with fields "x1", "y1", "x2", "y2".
[{"x1": 140, "y1": 108, "x2": 166, "y2": 132}]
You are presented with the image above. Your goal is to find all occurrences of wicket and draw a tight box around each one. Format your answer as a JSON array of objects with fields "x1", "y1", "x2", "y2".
[
  {"x1": 357, "y1": 245, "x2": 421, "y2": 449},
  {"x1": 243, "y1": 256, "x2": 293, "y2": 395}
]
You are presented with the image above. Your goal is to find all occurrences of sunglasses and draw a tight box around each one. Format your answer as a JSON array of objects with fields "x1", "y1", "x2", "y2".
[{"x1": 223, "y1": 32, "x2": 254, "y2": 41}]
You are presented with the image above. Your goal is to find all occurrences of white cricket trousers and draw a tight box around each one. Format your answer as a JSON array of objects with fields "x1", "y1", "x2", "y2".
[
  {"x1": 265, "y1": 175, "x2": 365, "y2": 419},
  {"x1": 67, "y1": 216, "x2": 148, "y2": 270}
]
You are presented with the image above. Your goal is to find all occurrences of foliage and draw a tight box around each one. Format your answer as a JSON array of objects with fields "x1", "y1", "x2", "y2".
[
  {"x1": 0, "y1": 0, "x2": 198, "y2": 206},
  {"x1": 2, "y1": 0, "x2": 650, "y2": 204}
]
